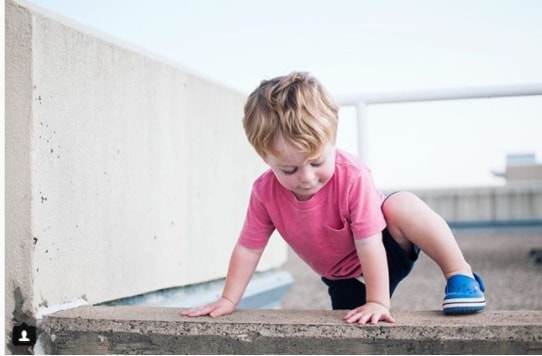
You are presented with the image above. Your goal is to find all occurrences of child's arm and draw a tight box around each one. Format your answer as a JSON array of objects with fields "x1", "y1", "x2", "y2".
[
  {"x1": 344, "y1": 233, "x2": 396, "y2": 325},
  {"x1": 181, "y1": 242, "x2": 263, "y2": 317}
]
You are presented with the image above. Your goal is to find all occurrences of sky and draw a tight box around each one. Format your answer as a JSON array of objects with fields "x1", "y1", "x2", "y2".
[{"x1": 24, "y1": 0, "x2": 542, "y2": 189}]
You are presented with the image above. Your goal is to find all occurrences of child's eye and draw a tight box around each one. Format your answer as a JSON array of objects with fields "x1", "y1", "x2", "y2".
[
  {"x1": 282, "y1": 168, "x2": 297, "y2": 175},
  {"x1": 311, "y1": 160, "x2": 324, "y2": 167}
]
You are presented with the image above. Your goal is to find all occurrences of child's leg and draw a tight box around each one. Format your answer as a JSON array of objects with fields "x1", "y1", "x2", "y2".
[
  {"x1": 381, "y1": 191, "x2": 473, "y2": 279},
  {"x1": 382, "y1": 191, "x2": 485, "y2": 314}
]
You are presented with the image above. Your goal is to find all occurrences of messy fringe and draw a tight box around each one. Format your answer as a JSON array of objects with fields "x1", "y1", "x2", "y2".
[{"x1": 243, "y1": 72, "x2": 339, "y2": 160}]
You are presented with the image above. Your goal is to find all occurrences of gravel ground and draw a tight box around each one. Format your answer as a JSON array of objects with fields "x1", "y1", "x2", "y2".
[{"x1": 279, "y1": 227, "x2": 542, "y2": 312}]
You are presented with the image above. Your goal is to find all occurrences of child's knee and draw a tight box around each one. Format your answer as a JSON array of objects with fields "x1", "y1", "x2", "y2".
[
  {"x1": 382, "y1": 191, "x2": 421, "y2": 221},
  {"x1": 382, "y1": 192, "x2": 425, "y2": 251},
  {"x1": 382, "y1": 191, "x2": 431, "y2": 236},
  {"x1": 383, "y1": 191, "x2": 447, "y2": 234}
]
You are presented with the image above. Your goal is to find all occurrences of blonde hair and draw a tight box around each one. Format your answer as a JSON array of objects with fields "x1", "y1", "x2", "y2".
[{"x1": 242, "y1": 71, "x2": 339, "y2": 160}]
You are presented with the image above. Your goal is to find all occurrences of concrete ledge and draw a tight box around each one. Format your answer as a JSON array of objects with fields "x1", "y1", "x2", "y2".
[{"x1": 39, "y1": 306, "x2": 542, "y2": 354}]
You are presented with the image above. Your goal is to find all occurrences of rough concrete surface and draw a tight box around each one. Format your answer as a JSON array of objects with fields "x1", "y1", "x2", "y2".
[
  {"x1": 280, "y1": 227, "x2": 542, "y2": 312},
  {"x1": 38, "y1": 227, "x2": 542, "y2": 354},
  {"x1": 40, "y1": 306, "x2": 542, "y2": 354}
]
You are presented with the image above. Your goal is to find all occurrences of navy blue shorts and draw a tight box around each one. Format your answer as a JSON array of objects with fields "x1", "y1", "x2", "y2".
[{"x1": 321, "y1": 228, "x2": 419, "y2": 310}]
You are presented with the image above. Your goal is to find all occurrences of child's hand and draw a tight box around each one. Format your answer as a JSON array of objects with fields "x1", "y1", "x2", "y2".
[
  {"x1": 343, "y1": 302, "x2": 396, "y2": 325},
  {"x1": 181, "y1": 297, "x2": 236, "y2": 318}
]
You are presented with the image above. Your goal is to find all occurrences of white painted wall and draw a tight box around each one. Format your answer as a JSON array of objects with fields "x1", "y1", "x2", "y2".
[{"x1": 5, "y1": 0, "x2": 287, "y2": 327}]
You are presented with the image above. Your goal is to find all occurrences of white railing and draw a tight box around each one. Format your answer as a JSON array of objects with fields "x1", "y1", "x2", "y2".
[{"x1": 335, "y1": 83, "x2": 542, "y2": 161}]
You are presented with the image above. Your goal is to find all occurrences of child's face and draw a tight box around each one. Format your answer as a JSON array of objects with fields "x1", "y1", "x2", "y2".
[{"x1": 265, "y1": 140, "x2": 336, "y2": 201}]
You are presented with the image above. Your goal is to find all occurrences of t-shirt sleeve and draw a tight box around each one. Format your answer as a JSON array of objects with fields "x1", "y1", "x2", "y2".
[
  {"x1": 348, "y1": 168, "x2": 387, "y2": 239},
  {"x1": 237, "y1": 188, "x2": 275, "y2": 249}
]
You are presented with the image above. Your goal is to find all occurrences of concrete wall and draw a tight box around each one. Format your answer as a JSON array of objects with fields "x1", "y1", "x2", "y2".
[
  {"x1": 411, "y1": 183, "x2": 542, "y2": 226},
  {"x1": 5, "y1": 0, "x2": 286, "y2": 333}
]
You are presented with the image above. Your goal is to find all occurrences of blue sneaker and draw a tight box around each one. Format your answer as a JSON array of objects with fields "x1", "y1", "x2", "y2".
[{"x1": 442, "y1": 272, "x2": 486, "y2": 315}]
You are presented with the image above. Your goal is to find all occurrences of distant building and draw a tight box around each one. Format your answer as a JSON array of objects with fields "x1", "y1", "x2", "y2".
[{"x1": 493, "y1": 153, "x2": 542, "y2": 183}]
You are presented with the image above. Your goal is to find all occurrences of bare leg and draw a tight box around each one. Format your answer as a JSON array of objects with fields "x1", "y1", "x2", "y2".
[{"x1": 382, "y1": 191, "x2": 473, "y2": 279}]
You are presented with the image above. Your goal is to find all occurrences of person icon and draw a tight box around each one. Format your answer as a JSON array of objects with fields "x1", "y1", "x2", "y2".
[
  {"x1": 12, "y1": 323, "x2": 36, "y2": 346},
  {"x1": 18, "y1": 329, "x2": 30, "y2": 342}
]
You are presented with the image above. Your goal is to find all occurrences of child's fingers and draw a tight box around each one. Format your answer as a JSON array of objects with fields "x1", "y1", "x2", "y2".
[
  {"x1": 345, "y1": 310, "x2": 369, "y2": 324},
  {"x1": 344, "y1": 308, "x2": 373, "y2": 323},
  {"x1": 180, "y1": 308, "x2": 197, "y2": 316},
  {"x1": 367, "y1": 312, "x2": 383, "y2": 325},
  {"x1": 343, "y1": 308, "x2": 396, "y2": 325},
  {"x1": 181, "y1": 304, "x2": 215, "y2": 317},
  {"x1": 209, "y1": 306, "x2": 227, "y2": 318},
  {"x1": 210, "y1": 302, "x2": 236, "y2": 318},
  {"x1": 181, "y1": 299, "x2": 236, "y2": 318},
  {"x1": 381, "y1": 313, "x2": 396, "y2": 324},
  {"x1": 343, "y1": 309, "x2": 360, "y2": 320},
  {"x1": 180, "y1": 308, "x2": 205, "y2": 317},
  {"x1": 364, "y1": 312, "x2": 395, "y2": 325}
]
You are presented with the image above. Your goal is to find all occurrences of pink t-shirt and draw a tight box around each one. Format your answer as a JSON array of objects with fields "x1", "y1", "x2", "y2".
[{"x1": 238, "y1": 149, "x2": 387, "y2": 280}]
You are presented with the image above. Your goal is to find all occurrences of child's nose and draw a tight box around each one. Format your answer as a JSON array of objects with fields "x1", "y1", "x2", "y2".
[{"x1": 298, "y1": 166, "x2": 315, "y2": 183}]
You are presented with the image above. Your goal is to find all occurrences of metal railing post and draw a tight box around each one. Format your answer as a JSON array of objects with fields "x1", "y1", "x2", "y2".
[{"x1": 356, "y1": 102, "x2": 368, "y2": 163}]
